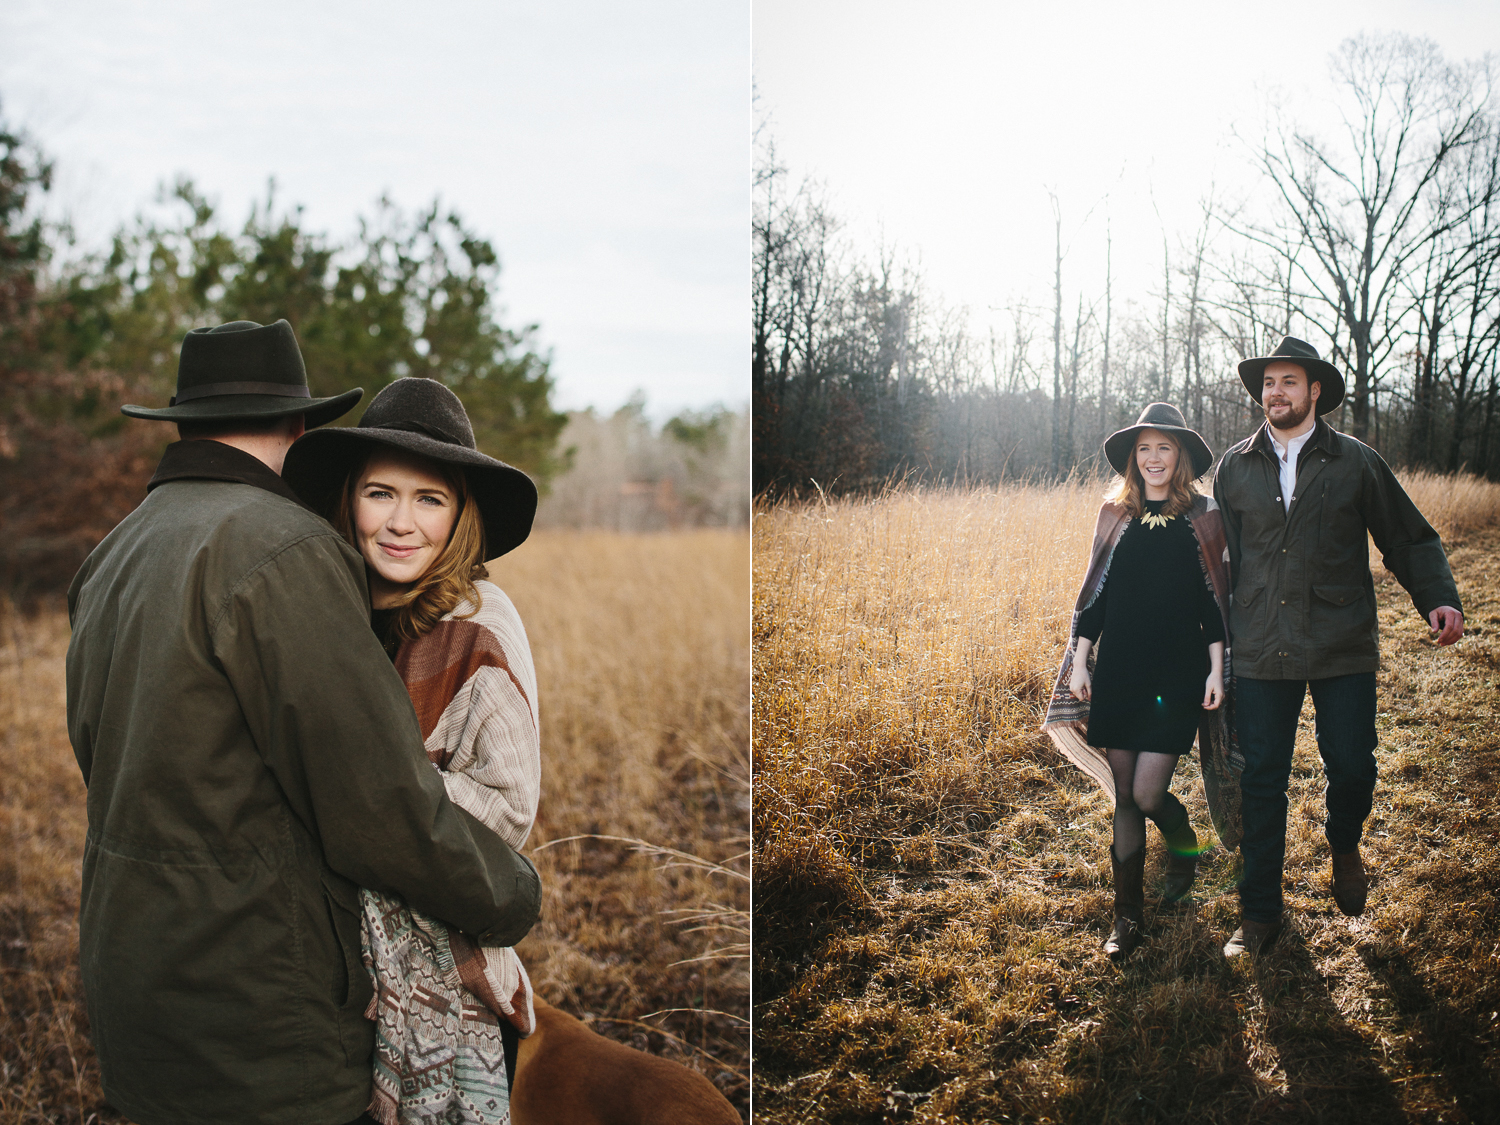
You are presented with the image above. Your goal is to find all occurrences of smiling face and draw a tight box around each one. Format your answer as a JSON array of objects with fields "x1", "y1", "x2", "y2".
[
  {"x1": 353, "y1": 449, "x2": 460, "y2": 608},
  {"x1": 1262, "y1": 360, "x2": 1321, "y2": 435},
  {"x1": 1134, "y1": 428, "x2": 1180, "y2": 501}
]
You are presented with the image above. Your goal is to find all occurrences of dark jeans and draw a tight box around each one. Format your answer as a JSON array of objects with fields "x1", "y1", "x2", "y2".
[{"x1": 1235, "y1": 672, "x2": 1378, "y2": 922}]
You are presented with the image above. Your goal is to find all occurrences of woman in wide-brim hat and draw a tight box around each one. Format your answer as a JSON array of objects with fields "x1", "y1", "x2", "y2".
[
  {"x1": 1040, "y1": 402, "x2": 1241, "y2": 962},
  {"x1": 283, "y1": 376, "x2": 539, "y2": 1125}
]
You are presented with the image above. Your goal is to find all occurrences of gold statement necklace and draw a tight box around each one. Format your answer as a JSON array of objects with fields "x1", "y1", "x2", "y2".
[{"x1": 1140, "y1": 507, "x2": 1174, "y2": 530}]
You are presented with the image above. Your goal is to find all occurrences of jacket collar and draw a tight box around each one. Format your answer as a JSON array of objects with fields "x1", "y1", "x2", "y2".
[
  {"x1": 147, "y1": 440, "x2": 308, "y2": 508},
  {"x1": 1249, "y1": 416, "x2": 1340, "y2": 460}
]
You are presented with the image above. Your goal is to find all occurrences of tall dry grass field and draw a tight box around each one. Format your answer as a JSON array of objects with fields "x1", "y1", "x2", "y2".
[
  {"x1": 1, "y1": 528, "x2": 749, "y2": 1124},
  {"x1": 754, "y1": 475, "x2": 1500, "y2": 1123}
]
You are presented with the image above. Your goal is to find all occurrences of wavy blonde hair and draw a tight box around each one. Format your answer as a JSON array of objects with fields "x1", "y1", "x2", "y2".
[
  {"x1": 1106, "y1": 428, "x2": 1201, "y2": 519},
  {"x1": 333, "y1": 449, "x2": 490, "y2": 645}
]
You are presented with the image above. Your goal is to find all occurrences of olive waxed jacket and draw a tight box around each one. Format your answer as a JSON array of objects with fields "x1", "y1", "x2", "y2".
[
  {"x1": 66, "y1": 441, "x2": 541, "y2": 1125},
  {"x1": 1212, "y1": 419, "x2": 1461, "y2": 681}
]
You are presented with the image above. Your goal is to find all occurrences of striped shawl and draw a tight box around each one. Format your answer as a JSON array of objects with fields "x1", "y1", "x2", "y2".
[
  {"x1": 1040, "y1": 496, "x2": 1243, "y2": 849},
  {"x1": 361, "y1": 580, "x2": 541, "y2": 1125}
]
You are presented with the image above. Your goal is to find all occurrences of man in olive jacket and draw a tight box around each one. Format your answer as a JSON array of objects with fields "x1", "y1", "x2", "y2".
[
  {"x1": 66, "y1": 320, "x2": 541, "y2": 1125},
  {"x1": 1213, "y1": 336, "x2": 1463, "y2": 958}
]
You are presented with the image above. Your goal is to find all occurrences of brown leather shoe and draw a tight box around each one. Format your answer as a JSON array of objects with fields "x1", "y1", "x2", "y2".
[
  {"x1": 1223, "y1": 916, "x2": 1281, "y2": 958},
  {"x1": 1104, "y1": 846, "x2": 1145, "y2": 962},
  {"x1": 1332, "y1": 849, "x2": 1369, "y2": 916}
]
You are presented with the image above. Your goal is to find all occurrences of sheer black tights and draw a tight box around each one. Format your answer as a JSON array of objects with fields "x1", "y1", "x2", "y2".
[{"x1": 1107, "y1": 749, "x2": 1190, "y2": 861}]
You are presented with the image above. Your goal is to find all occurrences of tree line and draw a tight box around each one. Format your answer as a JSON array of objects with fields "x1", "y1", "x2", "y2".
[
  {"x1": 537, "y1": 397, "x2": 749, "y2": 531},
  {"x1": 753, "y1": 33, "x2": 1500, "y2": 498},
  {"x1": 1, "y1": 104, "x2": 568, "y2": 592}
]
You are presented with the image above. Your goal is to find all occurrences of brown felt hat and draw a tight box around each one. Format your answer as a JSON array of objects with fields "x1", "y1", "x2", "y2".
[
  {"x1": 120, "y1": 319, "x2": 363, "y2": 427},
  {"x1": 282, "y1": 377, "x2": 537, "y2": 559},
  {"x1": 1103, "y1": 402, "x2": 1214, "y2": 480},
  {"x1": 1237, "y1": 335, "x2": 1345, "y2": 415}
]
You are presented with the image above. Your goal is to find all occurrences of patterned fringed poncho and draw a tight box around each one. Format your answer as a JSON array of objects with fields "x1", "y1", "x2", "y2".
[
  {"x1": 1040, "y1": 495, "x2": 1244, "y2": 849},
  {"x1": 362, "y1": 580, "x2": 541, "y2": 1125}
]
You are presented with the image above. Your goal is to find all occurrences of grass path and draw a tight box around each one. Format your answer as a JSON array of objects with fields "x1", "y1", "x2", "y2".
[{"x1": 753, "y1": 497, "x2": 1500, "y2": 1124}]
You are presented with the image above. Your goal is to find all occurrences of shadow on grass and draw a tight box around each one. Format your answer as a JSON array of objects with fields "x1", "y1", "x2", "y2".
[
  {"x1": 1358, "y1": 944, "x2": 1500, "y2": 1121},
  {"x1": 1252, "y1": 928, "x2": 1404, "y2": 1123},
  {"x1": 1052, "y1": 907, "x2": 1404, "y2": 1124}
]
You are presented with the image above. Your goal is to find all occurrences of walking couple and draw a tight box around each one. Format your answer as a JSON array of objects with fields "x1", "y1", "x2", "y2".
[
  {"x1": 1043, "y1": 336, "x2": 1464, "y2": 960},
  {"x1": 67, "y1": 320, "x2": 544, "y2": 1124}
]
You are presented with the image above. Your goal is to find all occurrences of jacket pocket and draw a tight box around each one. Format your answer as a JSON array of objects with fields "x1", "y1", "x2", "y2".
[
  {"x1": 1229, "y1": 586, "x2": 1266, "y2": 660},
  {"x1": 1309, "y1": 583, "x2": 1378, "y2": 665},
  {"x1": 319, "y1": 873, "x2": 367, "y2": 1012},
  {"x1": 1311, "y1": 584, "x2": 1364, "y2": 608}
]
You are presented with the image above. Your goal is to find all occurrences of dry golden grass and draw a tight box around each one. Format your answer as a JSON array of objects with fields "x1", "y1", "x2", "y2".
[
  {"x1": 1, "y1": 528, "x2": 749, "y2": 1124},
  {"x1": 1394, "y1": 470, "x2": 1500, "y2": 537},
  {"x1": 753, "y1": 475, "x2": 1500, "y2": 1123}
]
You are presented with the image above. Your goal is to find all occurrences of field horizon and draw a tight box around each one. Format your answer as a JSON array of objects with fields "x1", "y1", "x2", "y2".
[{"x1": 753, "y1": 474, "x2": 1500, "y2": 1123}]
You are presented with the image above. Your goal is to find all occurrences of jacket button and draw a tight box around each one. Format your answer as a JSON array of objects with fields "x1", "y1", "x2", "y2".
[
  {"x1": 1281, "y1": 600, "x2": 1286, "y2": 605},
  {"x1": 1275, "y1": 496, "x2": 1281, "y2": 502}
]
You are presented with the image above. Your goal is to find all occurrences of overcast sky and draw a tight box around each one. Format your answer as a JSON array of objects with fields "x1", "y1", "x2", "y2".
[
  {"x1": 754, "y1": 0, "x2": 1500, "y2": 352},
  {"x1": 0, "y1": 0, "x2": 747, "y2": 419}
]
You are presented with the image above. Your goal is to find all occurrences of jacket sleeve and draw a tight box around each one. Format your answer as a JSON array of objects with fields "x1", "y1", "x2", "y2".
[
  {"x1": 1358, "y1": 449, "x2": 1462, "y2": 620},
  {"x1": 209, "y1": 530, "x2": 541, "y2": 946}
]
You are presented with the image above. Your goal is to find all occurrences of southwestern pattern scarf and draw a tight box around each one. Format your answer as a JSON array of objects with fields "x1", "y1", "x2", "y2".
[
  {"x1": 362, "y1": 580, "x2": 541, "y2": 1125},
  {"x1": 1040, "y1": 495, "x2": 1244, "y2": 848}
]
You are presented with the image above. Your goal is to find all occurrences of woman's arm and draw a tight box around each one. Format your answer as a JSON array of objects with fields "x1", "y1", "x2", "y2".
[
  {"x1": 1069, "y1": 636, "x2": 1093, "y2": 701},
  {"x1": 1202, "y1": 641, "x2": 1224, "y2": 710}
]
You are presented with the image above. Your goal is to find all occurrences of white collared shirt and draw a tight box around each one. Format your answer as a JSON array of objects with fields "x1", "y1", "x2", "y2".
[{"x1": 1270, "y1": 428, "x2": 1313, "y2": 513}]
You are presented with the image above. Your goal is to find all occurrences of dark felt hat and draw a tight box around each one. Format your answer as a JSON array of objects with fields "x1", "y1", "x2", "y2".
[
  {"x1": 120, "y1": 319, "x2": 363, "y2": 427},
  {"x1": 1236, "y1": 335, "x2": 1345, "y2": 415},
  {"x1": 1103, "y1": 402, "x2": 1215, "y2": 480},
  {"x1": 282, "y1": 377, "x2": 537, "y2": 559}
]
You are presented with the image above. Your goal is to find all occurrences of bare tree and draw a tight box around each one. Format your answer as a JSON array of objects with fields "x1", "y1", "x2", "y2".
[
  {"x1": 1233, "y1": 33, "x2": 1492, "y2": 440},
  {"x1": 1100, "y1": 222, "x2": 1113, "y2": 434}
]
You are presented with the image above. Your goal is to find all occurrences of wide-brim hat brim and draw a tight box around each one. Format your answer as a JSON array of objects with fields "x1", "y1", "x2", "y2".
[
  {"x1": 1103, "y1": 422, "x2": 1214, "y2": 480},
  {"x1": 121, "y1": 388, "x2": 364, "y2": 429},
  {"x1": 282, "y1": 425, "x2": 537, "y2": 559},
  {"x1": 1237, "y1": 356, "x2": 1345, "y2": 415}
]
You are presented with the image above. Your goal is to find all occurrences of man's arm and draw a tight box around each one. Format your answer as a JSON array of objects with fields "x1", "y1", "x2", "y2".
[
  {"x1": 1359, "y1": 449, "x2": 1463, "y2": 644},
  {"x1": 211, "y1": 531, "x2": 540, "y2": 945}
]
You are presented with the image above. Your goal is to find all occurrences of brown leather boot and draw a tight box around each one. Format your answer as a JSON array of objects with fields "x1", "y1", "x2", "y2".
[
  {"x1": 1159, "y1": 807, "x2": 1200, "y2": 903},
  {"x1": 1104, "y1": 847, "x2": 1145, "y2": 962},
  {"x1": 1163, "y1": 849, "x2": 1198, "y2": 903},
  {"x1": 1331, "y1": 849, "x2": 1369, "y2": 916},
  {"x1": 1223, "y1": 916, "x2": 1282, "y2": 958}
]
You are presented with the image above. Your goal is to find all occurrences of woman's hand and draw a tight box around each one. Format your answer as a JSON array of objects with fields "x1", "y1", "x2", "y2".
[
  {"x1": 1202, "y1": 641, "x2": 1225, "y2": 710},
  {"x1": 1069, "y1": 637, "x2": 1092, "y2": 701}
]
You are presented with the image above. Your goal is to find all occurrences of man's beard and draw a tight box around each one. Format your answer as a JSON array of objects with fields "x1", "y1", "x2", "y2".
[{"x1": 1264, "y1": 396, "x2": 1313, "y2": 431}]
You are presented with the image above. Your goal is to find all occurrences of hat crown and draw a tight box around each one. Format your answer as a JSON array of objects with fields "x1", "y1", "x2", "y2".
[
  {"x1": 1270, "y1": 336, "x2": 1323, "y2": 365},
  {"x1": 359, "y1": 377, "x2": 476, "y2": 450},
  {"x1": 177, "y1": 319, "x2": 308, "y2": 393},
  {"x1": 1132, "y1": 402, "x2": 1189, "y2": 430}
]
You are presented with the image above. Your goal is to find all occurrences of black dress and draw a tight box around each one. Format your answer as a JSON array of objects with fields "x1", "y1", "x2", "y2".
[{"x1": 1076, "y1": 498, "x2": 1224, "y2": 754}]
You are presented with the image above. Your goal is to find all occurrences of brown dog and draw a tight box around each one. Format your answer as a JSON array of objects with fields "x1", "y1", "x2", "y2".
[{"x1": 510, "y1": 997, "x2": 741, "y2": 1125}]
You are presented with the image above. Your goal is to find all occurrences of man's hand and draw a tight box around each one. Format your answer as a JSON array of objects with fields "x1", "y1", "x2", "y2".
[{"x1": 1427, "y1": 606, "x2": 1464, "y2": 646}]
